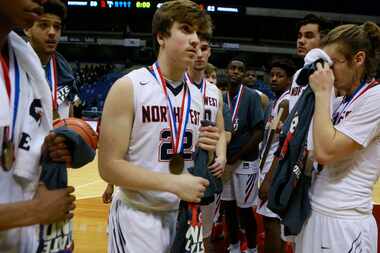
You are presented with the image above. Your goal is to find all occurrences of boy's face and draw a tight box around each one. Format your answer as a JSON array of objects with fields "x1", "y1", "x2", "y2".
[
  {"x1": 192, "y1": 40, "x2": 211, "y2": 72},
  {"x1": 243, "y1": 70, "x2": 257, "y2": 87},
  {"x1": 0, "y1": 0, "x2": 45, "y2": 29},
  {"x1": 227, "y1": 60, "x2": 245, "y2": 86},
  {"x1": 157, "y1": 21, "x2": 200, "y2": 67},
  {"x1": 270, "y1": 67, "x2": 291, "y2": 94},
  {"x1": 297, "y1": 23, "x2": 321, "y2": 57},
  {"x1": 205, "y1": 70, "x2": 217, "y2": 84},
  {"x1": 323, "y1": 43, "x2": 361, "y2": 93},
  {"x1": 25, "y1": 13, "x2": 62, "y2": 57}
]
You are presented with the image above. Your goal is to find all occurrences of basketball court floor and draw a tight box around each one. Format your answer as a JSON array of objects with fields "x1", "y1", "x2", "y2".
[{"x1": 69, "y1": 154, "x2": 380, "y2": 252}]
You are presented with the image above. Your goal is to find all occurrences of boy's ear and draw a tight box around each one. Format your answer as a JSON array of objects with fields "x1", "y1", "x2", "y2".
[
  {"x1": 354, "y1": 50, "x2": 366, "y2": 68},
  {"x1": 156, "y1": 33, "x2": 165, "y2": 47}
]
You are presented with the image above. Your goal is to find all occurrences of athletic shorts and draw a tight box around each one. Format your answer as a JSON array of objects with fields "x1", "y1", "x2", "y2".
[
  {"x1": 108, "y1": 196, "x2": 177, "y2": 253},
  {"x1": 295, "y1": 210, "x2": 377, "y2": 253},
  {"x1": 221, "y1": 161, "x2": 259, "y2": 208}
]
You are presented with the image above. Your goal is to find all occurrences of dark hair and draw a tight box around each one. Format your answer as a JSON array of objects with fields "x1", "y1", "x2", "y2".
[
  {"x1": 42, "y1": 0, "x2": 67, "y2": 20},
  {"x1": 298, "y1": 14, "x2": 331, "y2": 38},
  {"x1": 321, "y1": 21, "x2": 380, "y2": 80},
  {"x1": 270, "y1": 58, "x2": 296, "y2": 77},
  {"x1": 152, "y1": 0, "x2": 212, "y2": 54},
  {"x1": 216, "y1": 69, "x2": 229, "y2": 91}
]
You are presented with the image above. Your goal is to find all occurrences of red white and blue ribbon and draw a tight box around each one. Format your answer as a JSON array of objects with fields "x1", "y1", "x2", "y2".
[
  {"x1": 1, "y1": 48, "x2": 20, "y2": 143},
  {"x1": 151, "y1": 62, "x2": 191, "y2": 154},
  {"x1": 227, "y1": 84, "x2": 244, "y2": 125}
]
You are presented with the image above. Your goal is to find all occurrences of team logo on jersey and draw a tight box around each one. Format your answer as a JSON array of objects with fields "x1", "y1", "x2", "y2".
[
  {"x1": 279, "y1": 113, "x2": 299, "y2": 160},
  {"x1": 139, "y1": 80, "x2": 149, "y2": 85},
  {"x1": 290, "y1": 86, "x2": 302, "y2": 96},
  {"x1": 37, "y1": 221, "x2": 73, "y2": 253}
]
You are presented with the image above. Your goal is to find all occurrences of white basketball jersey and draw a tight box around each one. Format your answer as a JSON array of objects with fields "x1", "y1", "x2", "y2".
[
  {"x1": 120, "y1": 67, "x2": 204, "y2": 211},
  {"x1": 261, "y1": 90, "x2": 290, "y2": 175},
  {"x1": 201, "y1": 80, "x2": 221, "y2": 123}
]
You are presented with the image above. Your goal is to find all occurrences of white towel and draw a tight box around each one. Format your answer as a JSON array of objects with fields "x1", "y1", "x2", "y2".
[
  {"x1": 7, "y1": 32, "x2": 52, "y2": 193},
  {"x1": 304, "y1": 48, "x2": 333, "y2": 66}
]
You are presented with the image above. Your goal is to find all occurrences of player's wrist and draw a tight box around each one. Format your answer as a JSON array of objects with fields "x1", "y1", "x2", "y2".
[
  {"x1": 28, "y1": 199, "x2": 43, "y2": 225},
  {"x1": 162, "y1": 174, "x2": 179, "y2": 195}
]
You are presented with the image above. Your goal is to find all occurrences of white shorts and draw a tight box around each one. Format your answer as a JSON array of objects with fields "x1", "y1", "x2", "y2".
[
  {"x1": 221, "y1": 161, "x2": 259, "y2": 208},
  {"x1": 108, "y1": 197, "x2": 177, "y2": 253},
  {"x1": 256, "y1": 199, "x2": 279, "y2": 219},
  {"x1": 295, "y1": 210, "x2": 377, "y2": 253},
  {"x1": 201, "y1": 194, "x2": 221, "y2": 238}
]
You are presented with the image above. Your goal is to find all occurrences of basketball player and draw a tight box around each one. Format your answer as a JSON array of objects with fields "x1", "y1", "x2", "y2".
[
  {"x1": 290, "y1": 14, "x2": 331, "y2": 109},
  {"x1": 243, "y1": 67, "x2": 274, "y2": 104},
  {"x1": 295, "y1": 21, "x2": 380, "y2": 253},
  {"x1": 221, "y1": 59, "x2": 264, "y2": 253},
  {"x1": 257, "y1": 58, "x2": 296, "y2": 253},
  {"x1": 0, "y1": 0, "x2": 76, "y2": 252},
  {"x1": 98, "y1": 1, "x2": 220, "y2": 252},
  {"x1": 25, "y1": 0, "x2": 80, "y2": 119},
  {"x1": 186, "y1": 35, "x2": 227, "y2": 252},
  {"x1": 204, "y1": 63, "x2": 217, "y2": 85}
]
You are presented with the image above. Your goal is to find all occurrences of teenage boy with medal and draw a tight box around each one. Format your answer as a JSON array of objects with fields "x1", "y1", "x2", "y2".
[
  {"x1": 0, "y1": 0, "x2": 76, "y2": 252},
  {"x1": 295, "y1": 22, "x2": 380, "y2": 253},
  {"x1": 185, "y1": 35, "x2": 228, "y2": 252},
  {"x1": 221, "y1": 59, "x2": 265, "y2": 253},
  {"x1": 25, "y1": 0, "x2": 79, "y2": 119},
  {"x1": 98, "y1": 1, "x2": 220, "y2": 252}
]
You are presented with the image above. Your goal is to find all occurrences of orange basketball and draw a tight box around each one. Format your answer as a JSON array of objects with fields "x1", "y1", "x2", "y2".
[{"x1": 53, "y1": 118, "x2": 98, "y2": 149}]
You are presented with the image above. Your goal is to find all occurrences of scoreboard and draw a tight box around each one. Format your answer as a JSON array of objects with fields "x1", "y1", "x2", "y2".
[{"x1": 67, "y1": 0, "x2": 245, "y2": 14}]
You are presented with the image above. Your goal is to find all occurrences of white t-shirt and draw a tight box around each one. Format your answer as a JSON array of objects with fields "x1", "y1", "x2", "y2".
[{"x1": 310, "y1": 82, "x2": 380, "y2": 217}]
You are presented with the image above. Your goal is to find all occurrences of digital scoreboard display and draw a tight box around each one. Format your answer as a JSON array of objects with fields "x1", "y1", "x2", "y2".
[{"x1": 67, "y1": 0, "x2": 244, "y2": 14}]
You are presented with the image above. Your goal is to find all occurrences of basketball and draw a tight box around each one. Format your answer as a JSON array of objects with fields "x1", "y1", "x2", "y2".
[{"x1": 53, "y1": 118, "x2": 98, "y2": 150}]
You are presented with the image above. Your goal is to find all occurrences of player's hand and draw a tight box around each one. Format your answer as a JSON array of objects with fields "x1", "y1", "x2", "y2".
[
  {"x1": 198, "y1": 126, "x2": 220, "y2": 152},
  {"x1": 33, "y1": 183, "x2": 76, "y2": 224},
  {"x1": 42, "y1": 132, "x2": 72, "y2": 165},
  {"x1": 102, "y1": 184, "x2": 114, "y2": 204},
  {"x1": 209, "y1": 156, "x2": 226, "y2": 178},
  {"x1": 309, "y1": 62, "x2": 334, "y2": 95},
  {"x1": 172, "y1": 174, "x2": 209, "y2": 203}
]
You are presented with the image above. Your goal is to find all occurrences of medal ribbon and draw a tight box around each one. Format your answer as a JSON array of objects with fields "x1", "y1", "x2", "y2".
[
  {"x1": 333, "y1": 80, "x2": 379, "y2": 125},
  {"x1": 151, "y1": 62, "x2": 191, "y2": 154},
  {"x1": 227, "y1": 84, "x2": 244, "y2": 124},
  {"x1": 47, "y1": 54, "x2": 58, "y2": 110},
  {"x1": 1, "y1": 50, "x2": 20, "y2": 142}
]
